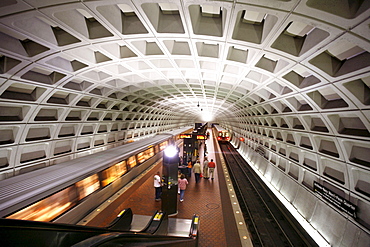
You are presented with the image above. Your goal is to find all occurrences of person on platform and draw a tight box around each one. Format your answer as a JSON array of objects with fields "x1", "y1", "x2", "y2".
[
  {"x1": 193, "y1": 160, "x2": 202, "y2": 183},
  {"x1": 178, "y1": 174, "x2": 188, "y2": 202},
  {"x1": 203, "y1": 156, "x2": 209, "y2": 179},
  {"x1": 187, "y1": 159, "x2": 192, "y2": 177},
  {"x1": 208, "y1": 159, "x2": 216, "y2": 180},
  {"x1": 179, "y1": 156, "x2": 183, "y2": 166},
  {"x1": 154, "y1": 171, "x2": 162, "y2": 201},
  {"x1": 178, "y1": 170, "x2": 182, "y2": 194}
]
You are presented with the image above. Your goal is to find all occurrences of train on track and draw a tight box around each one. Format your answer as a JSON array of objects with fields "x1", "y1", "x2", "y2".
[
  {"x1": 214, "y1": 124, "x2": 231, "y2": 142},
  {"x1": 0, "y1": 126, "x2": 191, "y2": 224}
]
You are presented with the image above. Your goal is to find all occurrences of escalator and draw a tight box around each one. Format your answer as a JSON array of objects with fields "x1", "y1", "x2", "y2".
[
  {"x1": 0, "y1": 209, "x2": 199, "y2": 247},
  {"x1": 72, "y1": 233, "x2": 198, "y2": 247}
]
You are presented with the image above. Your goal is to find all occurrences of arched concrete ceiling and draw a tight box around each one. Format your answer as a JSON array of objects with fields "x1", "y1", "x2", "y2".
[
  {"x1": 0, "y1": 1, "x2": 369, "y2": 175},
  {"x1": 1, "y1": 0, "x2": 367, "y2": 123},
  {"x1": 0, "y1": 1, "x2": 370, "y2": 244}
]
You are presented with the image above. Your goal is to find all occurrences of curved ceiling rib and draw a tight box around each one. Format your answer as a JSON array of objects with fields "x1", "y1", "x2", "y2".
[{"x1": 0, "y1": 1, "x2": 369, "y2": 246}]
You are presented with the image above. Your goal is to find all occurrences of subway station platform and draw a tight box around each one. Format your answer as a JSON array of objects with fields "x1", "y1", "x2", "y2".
[{"x1": 80, "y1": 131, "x2": 251, "y2": 247}]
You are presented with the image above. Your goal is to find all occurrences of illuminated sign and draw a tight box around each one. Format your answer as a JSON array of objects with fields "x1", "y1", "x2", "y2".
[
  {"x1": 180, "y1": 134, "x2": 192, "y2": 139},
  {"x1": 196, "y1": 135, "x2": 206, "y2": 140}
]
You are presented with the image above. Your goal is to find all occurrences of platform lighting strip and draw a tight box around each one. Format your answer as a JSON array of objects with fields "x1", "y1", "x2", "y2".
[
  {"x1": 216, "y1": 143, "x2": 253, "y2": 247},
  {"x1": 239, "y1": 152, "x2": 330, "y2": 247}
]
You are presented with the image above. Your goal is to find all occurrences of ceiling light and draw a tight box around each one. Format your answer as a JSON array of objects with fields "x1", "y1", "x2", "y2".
[{"x1": 164, "y1": 145, "x2": 178, "y2": 158}]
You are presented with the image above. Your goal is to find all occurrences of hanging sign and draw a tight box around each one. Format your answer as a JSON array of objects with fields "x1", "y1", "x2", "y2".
[
  {"x1": 180, "y1": 134, "x2": 192, "y2": 139},
  {"x1": 196, "y1": 135, "x2": 206, "y2": 140}
]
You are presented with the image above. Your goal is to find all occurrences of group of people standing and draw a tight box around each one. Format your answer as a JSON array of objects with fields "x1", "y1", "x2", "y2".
[
  {"x1": 177, "y1": 156, "x2": 216, "y2": 202},
  {"x1": 201, "y1": 157, "x2": 216, "y2": 180},
  {"x1": 154, "y1": 157, "x2": 216, "y2": 203},
  {"x1": 154, "y1": 131, "x2": 216, "y2": 203},
  {"x1": 190, "y1": 157, "x2": 216, "y2": 183}
]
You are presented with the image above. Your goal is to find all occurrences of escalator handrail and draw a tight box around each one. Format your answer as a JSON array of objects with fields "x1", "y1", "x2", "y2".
[
  {"x1": 139, "y1": 210, "x2": 159, "y2": 233},
  {"x1": 0, "y1": 218, "x2": 111, "y2": 233},
  {"x1": 106, "y1": 208, "x2": 133, "y2": 231},
  {"x1": 189, "y1": 214, "x2": 200, "y2": 238},
  {"x1": 139, "y1": 210, "x2": 167, "y2": 235},
  {"x1": 72, "y1": 232, "x2": 198, "y2": 247}
]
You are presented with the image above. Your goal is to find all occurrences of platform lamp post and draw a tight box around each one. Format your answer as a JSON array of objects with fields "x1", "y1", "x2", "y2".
[{"x1": 161, "y1": 145, "x2": 179, "y2": 216}]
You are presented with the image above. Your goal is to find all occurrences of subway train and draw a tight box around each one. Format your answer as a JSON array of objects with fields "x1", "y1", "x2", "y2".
[
  {"x1": 0, "y1": 126, "x2": 191, "y2": 224},
  {"x1": 214, "y1": 124, "x2": 231, "y2": 142}
]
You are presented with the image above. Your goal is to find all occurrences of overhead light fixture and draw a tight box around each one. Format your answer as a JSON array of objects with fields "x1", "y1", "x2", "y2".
[{"x1": 164, "y1": 145, "x2": 178, "y2": 158}]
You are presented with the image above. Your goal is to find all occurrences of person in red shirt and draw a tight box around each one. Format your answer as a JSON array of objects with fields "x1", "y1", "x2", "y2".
[{"x1": 208, "y1": 159, "x2": 216, "y2": 180}]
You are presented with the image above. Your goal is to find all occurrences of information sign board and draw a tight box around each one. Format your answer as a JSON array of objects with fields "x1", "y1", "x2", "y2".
[
  {"x1": 314, "y1": 181, "x2": 357, "y2": 218},
  {"x1": 196, "y1": 135, "x2": 206, "y2": 140}
]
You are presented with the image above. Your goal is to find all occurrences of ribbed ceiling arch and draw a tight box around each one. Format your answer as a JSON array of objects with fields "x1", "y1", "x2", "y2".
[{"x1": 0, "y1": 1, "x2": 369, "y2": 245}]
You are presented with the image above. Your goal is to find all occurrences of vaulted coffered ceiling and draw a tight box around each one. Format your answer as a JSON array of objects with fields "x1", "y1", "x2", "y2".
[
  {"x1": 0, "y1": 1, "x2": 369, "y2": 181},
  {"x1": 0, "y1": 1, "x2": 370, "y2": 245},
  {"x1": 1, "y1": 0, "x2": 367, "y2": 123}
]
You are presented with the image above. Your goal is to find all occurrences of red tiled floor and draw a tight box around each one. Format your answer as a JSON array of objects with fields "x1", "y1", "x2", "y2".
[
  {"x1": 87, "y1": 135, "x2": 237, "y2": 247},
  {"x1": 176, "y1": 173, "x2": 227, "y2": 246}
]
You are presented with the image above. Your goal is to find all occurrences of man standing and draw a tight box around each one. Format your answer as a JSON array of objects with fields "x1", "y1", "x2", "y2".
[
  {"x1": 193, "y1": 160, "x2": 201, "y2": 183},
  {"x1": 203, "y1": 157, "x2": 209, "y2": 179},
  {"x1": 154, "y1": 171, "x2": 162, "y2": 201},
  {"x1": 208, "y1": 159, "x2": 216, "y2": 180},
  {"x1": 187, "y1": 159, "x2": 192, "y2": 177}
]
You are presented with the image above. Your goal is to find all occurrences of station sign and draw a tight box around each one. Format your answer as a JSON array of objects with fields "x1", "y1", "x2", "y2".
[
  {"x1": 180, "y1": 134, "x2": 207, "y2": 139},
  {"x1": 196, "y1": 135, "x2": 206, "y2": 140},
  {"x1": 314, "y1": 181, "x2": 357, "y2": 218},
  {"x1": 180, "y1": 134, "x2": 192, "y2": 139}
]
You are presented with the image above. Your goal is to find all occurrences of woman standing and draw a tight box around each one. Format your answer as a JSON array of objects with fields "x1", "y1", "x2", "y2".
[{"x1": 178, "y1": 174, "x2": 188, "y2": 202}]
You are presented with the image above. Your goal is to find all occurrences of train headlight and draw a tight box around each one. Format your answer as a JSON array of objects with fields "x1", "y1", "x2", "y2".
[{"x1": 164, "y1": 145, "x2": 178, "y2": 158}]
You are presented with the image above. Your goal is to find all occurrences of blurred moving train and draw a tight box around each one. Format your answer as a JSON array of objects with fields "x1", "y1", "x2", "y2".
[
  {"x1": 214, "y1": 125, "x2": 231, "y2": 142},
  {"x1": 0, "y1": 127, "x2": 191, "y2": 224}
]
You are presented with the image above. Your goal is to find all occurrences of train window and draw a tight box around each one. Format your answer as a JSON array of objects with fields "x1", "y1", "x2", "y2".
[
  {"x1": 154, "y1": 144, "x2": 160, "y2": 154},
  {"x1": 115, "y1": 160, "x2": 127, "y2": 175},
  {"x1": 218, "y1": 131, "x2": 229, "y2": 138},
  {"x1": 75, "y1": 174, "x2": 100, "y2": 200},
  {"x1": 159, "y1": 141, "x2": 168, "y2": 151},
  {"x1": 137, "y1": 147, "x2": 154, "y2": 164},
  {"x1": 101, "y1": 160, "x2": 127, "y2": 187},
  {"x1": 6, "y1": 186, "x2": 78, "y2": 222},
  {"x1": 127, "y1": 155, "x2": 137, "y2": 169}
]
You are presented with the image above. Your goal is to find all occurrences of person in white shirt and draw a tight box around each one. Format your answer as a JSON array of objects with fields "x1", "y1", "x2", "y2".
[
  {"x1": 154, "y1": 171, "x2": 162, "y2": 201},
  {"x1": 203, "y1": 157, "x2": 209, "y2": 179}
]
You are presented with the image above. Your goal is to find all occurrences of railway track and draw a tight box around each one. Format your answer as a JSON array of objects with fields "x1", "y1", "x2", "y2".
[{"x1": 220, "y1": 143, "x2": 317, "y2": 247}]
